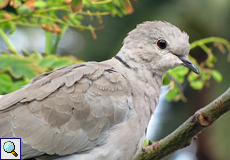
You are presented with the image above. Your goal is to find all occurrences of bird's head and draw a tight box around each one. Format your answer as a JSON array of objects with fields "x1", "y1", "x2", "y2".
[{"x1": 121, "y1": 21, "x2": 200, "y2": 75}]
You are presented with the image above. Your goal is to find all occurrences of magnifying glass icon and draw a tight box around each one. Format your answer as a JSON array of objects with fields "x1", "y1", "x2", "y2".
[{"x1": 3, "y1": 141, "x2": 18, "y2": 157}]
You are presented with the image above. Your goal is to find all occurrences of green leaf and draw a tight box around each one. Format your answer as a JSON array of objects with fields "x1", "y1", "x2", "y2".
[
  {"x1": 190, "y1": 80, "x2": 204, "y2": 90},
  {"x1": 22, "y1": 49, "x2": 30, "y2": 56},
  {"x1": 0, "y1": 73, "x2": 13, "y2": 93},
  {"x1": 142, "y1": 140, "x2": 149, "y2": 146},
  {"x1": 209, "y1": 56, "x2": 217, "y2": 63},
  {"x1": 50, "y1": 57, "x2": 74, "y2": 68},
  {"x1": 172, "y1": 67, "x2": 189, "y2": 76},
  {"x1": 201, "y1": 72, "x2": 211, "y2": 81},
  {"x1": 69, "y1": 13, "x2": 81, "y2": 25},
  {"x1": 30, "y1": 52, "x2": 43, "y2": 63},
  {"x1": 11, "y1": 80, "x2": 27, "y2": 91},
  {"x1": 188, "y1": 72, "x2": 199, "y2": 82},
  {"x1": 167, "y1": 67, "x2": 189, "y2": 83},
  {"x1": 165, "y1": 86, "x2": 179, "y2": 101},
  {"x1": 39, "y1": 55, "x2": 57, "y2": 69},
  {"x1": 211, "y1": 70, "x2": 223, "y2": 82},
  {"x1": 0, "y1": 55, "x2": 34, "y2": 69},
  {"x1": 34, "y1": 0, "x2": 47, "y2": 9},
  {"x1": 176, "y1": 75, "x2": 185, "y2": 83},
  {"x1": 39, "y1": 55, "x2": 76, "y2": 70},
  {"x1": 19, "y1": 16, "x2": 28, "y2": 23},
  {"x1": 11, "y1": 65, "x2": 34, "y2": 79},
  {"x1": 0, "y1": 55, "x2": 44, "y2": 79},
  {"x1": 30, "y1": 17, "x2": 38, "y2": 24},
  {"x1": 9, "y1": 23, "x2": 16, "y2": 34},
  {"x1": 163, "y1": 74, "x2": 170, "y2": 85}
]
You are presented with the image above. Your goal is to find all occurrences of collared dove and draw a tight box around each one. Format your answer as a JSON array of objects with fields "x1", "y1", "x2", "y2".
[{"x1": 0, "y1": 21, "x2": 199, "y2": 160}]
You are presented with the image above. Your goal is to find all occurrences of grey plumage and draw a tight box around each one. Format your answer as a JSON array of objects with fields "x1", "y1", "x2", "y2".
[{"x1": 0, "y1": 21, "x2": 199, "y2": 160}]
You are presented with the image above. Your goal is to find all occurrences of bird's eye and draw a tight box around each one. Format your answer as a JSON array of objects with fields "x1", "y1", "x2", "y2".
[{"x1": 157, "y1": 39, "x2": 167, "y2": 49}]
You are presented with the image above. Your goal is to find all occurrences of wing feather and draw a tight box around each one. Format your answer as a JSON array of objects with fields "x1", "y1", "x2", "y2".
[{"x1": 0, "y1": 62, "x2": 133, "y2": 159}]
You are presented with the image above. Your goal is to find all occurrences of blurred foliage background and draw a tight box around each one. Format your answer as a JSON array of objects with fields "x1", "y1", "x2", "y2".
[{"x1": 0, "y1": 0, "x2": 230, "y2": 160}]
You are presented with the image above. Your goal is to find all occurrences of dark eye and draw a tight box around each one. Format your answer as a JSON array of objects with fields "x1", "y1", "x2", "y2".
[{"x1": 157, "y1": 39, "x2": 167, "y2": 49}]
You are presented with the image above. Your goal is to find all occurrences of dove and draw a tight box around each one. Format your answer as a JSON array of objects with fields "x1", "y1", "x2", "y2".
[{"x1": 0, "y1": 21, "x2": 199, "y2": 160}]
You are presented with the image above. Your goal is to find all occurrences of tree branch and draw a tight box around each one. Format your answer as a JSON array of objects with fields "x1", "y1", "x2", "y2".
[{"x1": 134, "y1": 87, "x2": 230, "y2": 160}]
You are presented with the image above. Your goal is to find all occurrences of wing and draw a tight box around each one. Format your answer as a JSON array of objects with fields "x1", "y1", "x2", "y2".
[{"x1": 0, "y1": 62, "x2": 133, "y2": 158}]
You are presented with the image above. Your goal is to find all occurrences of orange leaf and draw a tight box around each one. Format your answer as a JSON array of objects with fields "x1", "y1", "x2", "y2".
[
  {"x1": 0, "y1": 0, "x2": 9, "y2": 9},
  {"x1": 64, "y1": 0, "x2": 72, "y2": 5},
  {"x1": 124, "y1": 0, "x2": 134, "y2": 14},
  {"x1": 24, "y1": 0, "x2": 35, "y2": 11},
  {"x1": 63, "y1": 15, "x2": 69, "y2": 20},
  {"x1": 71, "y1": 0, "x2": 83, "y2": 13},
  {"x1": 8, "y1": 48, "x2": 14, "y2": 52},
  {"x1": 98, "y1": 17, "x2": 103, "y2": 24},
  {"x1": 10, "y1": 0, "x2": 20, "y2": 9},
  {"x1": 2, "y1": 12, "x2": 12, "y2": 19},
  {"x1": 41, "y1": 24, "x2": 53, "y2": 32},
  {"x1": 91, "y1": 29, "x2": 97, "y2": 39},
  {"x1": 52, "y1": 23, "x2": 62, "y2": 34}
]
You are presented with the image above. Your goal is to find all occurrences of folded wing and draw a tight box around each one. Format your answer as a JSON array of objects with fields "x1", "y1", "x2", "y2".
[{"x1": 0, "y1": 62, "x2": 133, "y2": 159}]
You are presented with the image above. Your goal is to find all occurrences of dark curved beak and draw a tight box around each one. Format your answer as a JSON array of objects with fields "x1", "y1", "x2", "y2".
[{"x1": 178, "y1": 56, "x2": 200, "y2": 75}]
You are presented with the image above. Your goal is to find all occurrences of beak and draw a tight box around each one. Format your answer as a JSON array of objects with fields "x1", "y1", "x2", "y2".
[{"x1": 178, "y1": 56, "x2": 200, "y2": 75}]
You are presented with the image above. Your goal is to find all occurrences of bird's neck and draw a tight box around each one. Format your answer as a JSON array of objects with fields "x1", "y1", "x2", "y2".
[
  {"x1": 112, "y1": 46, "x2": 164, "y2": 115},
  {"x1": 115, "y1": 45, "x2": 165, "y2": 84}
]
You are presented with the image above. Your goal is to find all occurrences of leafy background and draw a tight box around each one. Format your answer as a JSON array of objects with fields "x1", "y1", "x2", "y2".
[{"x1": 0, "y1": 0, "x2": 230, "y2": 160}]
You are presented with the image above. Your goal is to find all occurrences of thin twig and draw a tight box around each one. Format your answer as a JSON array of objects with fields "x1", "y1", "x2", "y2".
[
  {"x1": 32, "y1": 14, "x2": 95, "y2": 30},
  {"x1": 190, "y1": 37, "x2": 230, "y2": 53},
  {"x1": 0, "y1": 28, "x2": 17, "y2": 54},
  {"x1": 85, "y1": 0, "x2": 113, "y2": 4}
]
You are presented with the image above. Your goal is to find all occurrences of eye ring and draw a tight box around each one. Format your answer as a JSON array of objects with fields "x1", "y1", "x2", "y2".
[{"x1": 157, "y1": 39, "x2": 167, "y2": 49}]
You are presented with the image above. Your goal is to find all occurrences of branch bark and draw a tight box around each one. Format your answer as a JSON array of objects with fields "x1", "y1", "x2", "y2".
[{"x1": 134, "y1": 87, "x2": 230, "y2": 160}]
